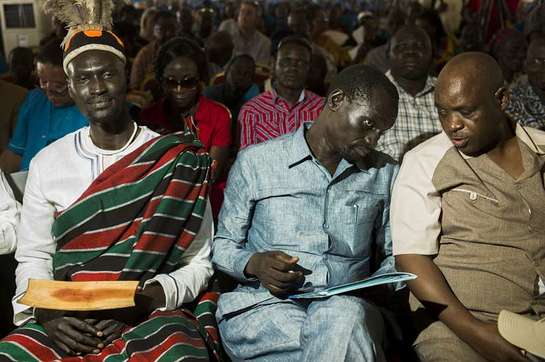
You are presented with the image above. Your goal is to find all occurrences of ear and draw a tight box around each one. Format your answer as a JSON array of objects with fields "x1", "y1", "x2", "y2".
[
  {"x1": 67, "y1": 78, "x2": 75, "y2": 100},
  {"x1": 327, "y1": 89, "x2": 345, "y2": 111},
  {"x1": 494, "y1": 86, "x2": 509, "y2": 111}
]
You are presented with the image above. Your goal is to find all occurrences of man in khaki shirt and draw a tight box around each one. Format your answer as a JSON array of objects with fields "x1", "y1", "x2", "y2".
[
  {"x1": 392, "y1": 52, "x2": 544, "y2": 362},
  {"x1": 0, "y1": 80, "x2": 27, "y2": 153}
]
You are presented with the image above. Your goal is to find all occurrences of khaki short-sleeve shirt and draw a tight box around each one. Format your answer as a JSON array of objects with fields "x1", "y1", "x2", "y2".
[{"x1": 392, "y1": 125, "x2": 545, "y2": 318}]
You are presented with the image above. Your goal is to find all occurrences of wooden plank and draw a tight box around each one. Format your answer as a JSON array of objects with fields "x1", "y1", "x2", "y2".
[{"x1": 18, "y1": 280, "x2": 139, "y2": 311}]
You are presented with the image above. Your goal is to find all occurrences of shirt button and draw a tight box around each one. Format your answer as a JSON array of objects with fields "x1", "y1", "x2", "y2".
[
  {"x1": 42, "y1": 135, "x2": 46, "y2": 139},
  {"x1": 323, "y1": 223, "x2": 329, "y2": 229}
]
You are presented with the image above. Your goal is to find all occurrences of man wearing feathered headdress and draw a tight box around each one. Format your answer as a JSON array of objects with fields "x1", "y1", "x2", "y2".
[{"x1": 0, "y1": 1, "x2": 221, "y2": 360}]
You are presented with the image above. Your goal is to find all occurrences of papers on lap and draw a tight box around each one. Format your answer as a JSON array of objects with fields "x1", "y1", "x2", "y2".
[
  {"x1": 18, "y1": 279, "x2": 139, "y2": 311},
  {"x1": 288, "y1": 272, "x2": 417, "y2": 300}
]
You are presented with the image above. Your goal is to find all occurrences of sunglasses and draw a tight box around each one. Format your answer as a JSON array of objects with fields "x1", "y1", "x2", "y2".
[{"x1": 163, "y1": 76, "x2": 200, "y2": 89}]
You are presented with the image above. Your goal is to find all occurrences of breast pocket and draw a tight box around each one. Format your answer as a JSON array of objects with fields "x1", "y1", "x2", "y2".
[
  {"x1": 339, "y1": 192, "x2": 384, "y2": 256},
  {"x1": 254, "y1": 187, "x2": 321, "y2": 249}
]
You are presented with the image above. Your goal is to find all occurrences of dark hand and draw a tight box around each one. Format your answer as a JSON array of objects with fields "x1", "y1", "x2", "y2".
[
  {"x1": 35, "y1": 309, "x2": 102, "y2": 356},
  {"x1": 245, "y1": 251, "x2": 305, "y2": 296},
  {"x1": 135, "y1": 282, "x2": 166, "y2": 315},
  {"x1": 93, "y1": 319, "x2": 127, "y2": 345},
  {"x1": 469, "y1": 319, "x2": 528, "y2": 362}
]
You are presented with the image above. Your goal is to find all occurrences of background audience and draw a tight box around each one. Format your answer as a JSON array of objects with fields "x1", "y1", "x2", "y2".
[
  {"x1": 0, "y1": 2, "x2": 544, "y2": 360},
  {"x1": 0, "y1": 38, "x2": 87, "y2": 173},
  {"x1": 139, "y1": 37, "x2": 231, "y2": 218}
]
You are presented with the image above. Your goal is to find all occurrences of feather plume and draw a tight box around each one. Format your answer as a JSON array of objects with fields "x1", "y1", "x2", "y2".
[{"x1": 42, "y1": 0, "x2": 115, "y2": 31}]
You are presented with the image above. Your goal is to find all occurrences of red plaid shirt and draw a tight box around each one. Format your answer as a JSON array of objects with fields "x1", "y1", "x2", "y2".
[{"x1": 238, "y1": 89, "x2": 324, "y2": 149}]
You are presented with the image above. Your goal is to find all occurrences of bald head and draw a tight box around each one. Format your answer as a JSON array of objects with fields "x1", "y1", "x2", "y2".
[
  {"x1": 438, "y1": 52, "x2": 504, "y2": 97},
  {"x1": 435, "y1": 52, "x2": 510, "y2": 157}
]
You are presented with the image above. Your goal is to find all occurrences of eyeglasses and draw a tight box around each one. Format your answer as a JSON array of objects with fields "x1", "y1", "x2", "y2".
[
  {"x1": 163, "y1": 76, "x2": 199, "y2": 89},
  {"x1": 39, "y1": 79, "x2": 68, "y2": 94}
]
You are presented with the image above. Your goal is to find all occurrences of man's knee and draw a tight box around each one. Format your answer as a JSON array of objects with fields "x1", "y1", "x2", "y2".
[
  {"x1": 218, "y1": 302, "x2": 304, "y2": 360},
  {"x1": 306, "y1": 296, "x2": 384, "y2": 337},
  {"x1": 316, "y1": 295, "x2": 381, "y2": 323}
]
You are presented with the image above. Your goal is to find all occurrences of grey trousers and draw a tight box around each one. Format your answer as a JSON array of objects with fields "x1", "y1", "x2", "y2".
[{"x1": 218, "y1": 295, "x2": 386, "y2": 362}]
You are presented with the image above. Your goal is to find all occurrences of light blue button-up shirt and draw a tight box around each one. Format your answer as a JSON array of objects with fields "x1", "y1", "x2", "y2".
[{"x1": 212, "y1": 123, "x2": 399, "y2": 320}]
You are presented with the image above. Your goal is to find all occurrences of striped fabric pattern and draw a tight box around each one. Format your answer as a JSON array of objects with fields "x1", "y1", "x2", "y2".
[
  {"x1": 238, "y1": 89, "x2": 324, "y2": 149},
  {"x1": 52, "y1": 131, "x2": 210, "y2": 283},
  {"x1": 0, "y1": 131, "x2": 222, "y2": 361},
  {"x1": 0, "y1": 296, "x2": 220, "y2": 362}
]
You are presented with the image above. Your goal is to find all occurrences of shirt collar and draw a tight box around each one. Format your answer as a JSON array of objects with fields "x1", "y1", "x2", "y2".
[
  {"x1": 516, "y1": 124, "x2": 545, "y2": 155},
  {"x1": 286, "y1": 122, "x2": 368, "y2": 174},
  {"x1": 271, "y1": 87, "x2": 306, "y2": 105},
  {"x1": 385, "y1": 70, "x2": 435, "y2": 98},
  {"x1": 287, "y1": 122, "x2": 314, "y2": 168}
]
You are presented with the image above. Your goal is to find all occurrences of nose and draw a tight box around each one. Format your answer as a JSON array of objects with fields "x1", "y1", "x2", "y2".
[
  {"x1": 364, "y1": 129, "x2": 380, "y2": 148},
  {"x1": 445, "y1": 112, "x2": 464, "y2": 132},
  {"x1": 174, "y1": 84, "x2": 186, "y2": 94},
  {"x1": 89, "y1": 77, "x2": 106, "y2": 95}
]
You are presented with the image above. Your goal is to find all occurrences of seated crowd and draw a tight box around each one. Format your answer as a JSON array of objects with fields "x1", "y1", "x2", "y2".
[{"x1": 0, "y1": 0, "x2": 543, "y2": 361}]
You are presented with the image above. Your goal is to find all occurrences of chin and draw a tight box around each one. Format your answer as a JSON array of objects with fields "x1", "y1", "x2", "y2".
[{"x1": 87, "y1": 110, "x2": 119, "y2": 124}]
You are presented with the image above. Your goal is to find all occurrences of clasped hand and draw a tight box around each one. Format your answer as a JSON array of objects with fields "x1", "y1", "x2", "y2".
[
  {"x1": 36, "y1": 282, "x2": 166, "y2": 356},
  {"x1": 35, "y1": 312, "x2": 126, "y2": 356}
]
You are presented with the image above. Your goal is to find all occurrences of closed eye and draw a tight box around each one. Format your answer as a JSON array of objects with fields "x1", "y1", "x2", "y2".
[{"x1": 362, "y1": 119, "x2": 374, "y2": 128}]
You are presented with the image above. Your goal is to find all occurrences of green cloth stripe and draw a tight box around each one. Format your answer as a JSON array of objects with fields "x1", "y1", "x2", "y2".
[
  {"x1": 194, "y1": 300, "x2": 216, "y2": 317},
  {"x1": 53, "y1": 152, "x2": 208, "y2": 240},
  {"x1": 122, "y1": 316, "x2": 196, "y2": 341},
  {"x1": 53, "y1": 237, "x2": 136, "y2": 271},
  {"x1": 52, "y1": 165, "x2": 169, "y2": 235},
  {"x1": 53, "y1": 249, "x2": 104, "y2": 269},
  {"x1": 0, "y1": 341, "x2": 40, "y2": 362},
  {"x1": 122, "y1": 252, "x2": 167, "y2": 272}
]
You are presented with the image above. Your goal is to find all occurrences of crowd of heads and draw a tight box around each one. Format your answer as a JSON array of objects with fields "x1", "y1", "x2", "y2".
[{"x1": 0, "y1": 0, "x2": 544, "y2": 158}]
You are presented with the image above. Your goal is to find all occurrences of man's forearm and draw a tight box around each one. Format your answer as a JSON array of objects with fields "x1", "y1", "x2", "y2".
[{"x1": 395, "y1": 254, "x2": 479, "y2": 340}]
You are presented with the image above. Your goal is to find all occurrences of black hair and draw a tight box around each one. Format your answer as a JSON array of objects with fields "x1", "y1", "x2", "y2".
[
  {"x1": 155, "y1": 36, "x2": 209, "y2": 82},
  {"x1": 327, "y1": 64, "x2": 399, "y2": 106},
  {"x1": 36, "y1": 37, "x2": 63, "y2": 66},
  {"x1": 9, "y1": 47, "x2": 34, "y2": 63},
  {"x1": 417, "y1": 10, "x2": 446, "y2": 36},
  {"x1": 155, "y1": 10, "x2": 177, "y2": 23},
  {"x1": 276, "y1": 35, "x2": 313, "y2": 57},
  {"x1": 225, "y1": 54, "x2": 255, "y2": 74},
  {"x1": 271, "y1": 29, "x2": 294, "y2": 56},
  {"x1": 240, "y1": 0, "x2": 259, "y2": 10}
]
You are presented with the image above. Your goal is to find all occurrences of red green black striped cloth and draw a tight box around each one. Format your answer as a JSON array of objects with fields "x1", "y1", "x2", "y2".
[{"x1": 0, "y1": 131, "x2": 222, "y2": 361}]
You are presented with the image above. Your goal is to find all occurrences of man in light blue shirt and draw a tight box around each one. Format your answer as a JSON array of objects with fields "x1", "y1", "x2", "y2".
[{"x1": 212, "y1": 64, "x2": 400, "y2": 361}]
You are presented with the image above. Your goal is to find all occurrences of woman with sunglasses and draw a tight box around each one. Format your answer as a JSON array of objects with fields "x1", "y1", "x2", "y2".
[{"x1": 139, "y1": 37, "x2": 232, "y2": 219}]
